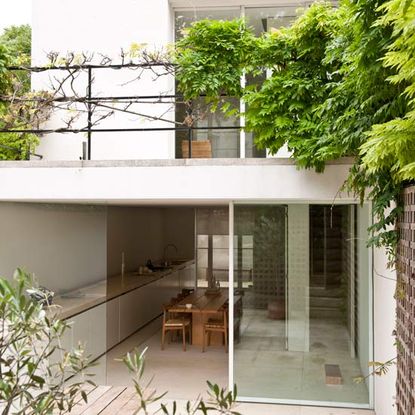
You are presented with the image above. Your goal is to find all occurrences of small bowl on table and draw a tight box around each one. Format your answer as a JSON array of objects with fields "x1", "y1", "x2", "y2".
[{"x1": 185, "y1": 303, "x2": 192, "y2": 309}]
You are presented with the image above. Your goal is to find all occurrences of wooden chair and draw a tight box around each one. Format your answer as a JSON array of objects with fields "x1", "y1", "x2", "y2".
[
  {"x1": 202, "y1": 306, "x2": 228, "y2": 353},
  {"x1": 161, "y1": 305, "x2": 192, "y2": 351},
  {"x1": 181, "y1": 140, "x2": 212, "y2": 158}
]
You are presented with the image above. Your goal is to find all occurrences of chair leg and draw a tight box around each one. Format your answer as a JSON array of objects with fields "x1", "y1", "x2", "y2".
[
  {"x1": 202, "y1": 328, "x2": 206, "y2": 352},
  {"x1": 182, "y1": 326, "x2": 186, "y2": 351},
  {"x1": 161, "y1": 327, "x2": 166, "y2": 350}
]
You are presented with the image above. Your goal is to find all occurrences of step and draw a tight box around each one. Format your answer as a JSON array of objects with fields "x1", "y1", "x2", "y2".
[
  {"x1": 310, "y1": 296, "x2": 343, "y2": 308},
  {"x1": 325, "y1": 364, "x2": 343, "y2": 385},
  {"x1": 309, "y1": 286, "x2": 343, "y2": 298},
  {"x1": 310, "y1": 307, "x2": 344, "y2": 319}
]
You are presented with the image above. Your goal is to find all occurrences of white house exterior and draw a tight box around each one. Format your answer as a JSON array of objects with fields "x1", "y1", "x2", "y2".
[{"x1": 0, "y1": 0, "x2": 397, "y2": 414}]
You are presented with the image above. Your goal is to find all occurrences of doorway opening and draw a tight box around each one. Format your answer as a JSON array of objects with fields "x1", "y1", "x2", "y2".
[{"x1": 233, "y1": 203, "x2": 372, "y2": 408}]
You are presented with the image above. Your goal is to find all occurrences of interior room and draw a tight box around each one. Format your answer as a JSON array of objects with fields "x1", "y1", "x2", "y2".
[
  {"x1": 233, "y1": 204, "x2": 371, "y2": 406},
  {"x1": 103, "y1": 205, "x2": 230, "y2": 400},
  {"x1": 0, "y1": 201, "x2": 372, "y2": 408}
]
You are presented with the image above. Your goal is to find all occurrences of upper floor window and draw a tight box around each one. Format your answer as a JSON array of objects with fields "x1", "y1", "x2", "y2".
[{"x1": 174, "y1": 3, "x2": 312, "y2": 160}]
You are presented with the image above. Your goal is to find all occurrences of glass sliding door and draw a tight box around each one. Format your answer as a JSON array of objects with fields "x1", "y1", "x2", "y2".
[
  {"x1": 233, "y1": 204, "x2": 289, "y2": 397},
  {"x1": 232, "y1": 203, "x2": 372, "y2": 407}
]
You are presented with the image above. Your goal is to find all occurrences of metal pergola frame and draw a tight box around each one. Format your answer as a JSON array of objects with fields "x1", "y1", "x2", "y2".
[{"x1": 0, "y1": 62, "x2": 241, "y2": 160}]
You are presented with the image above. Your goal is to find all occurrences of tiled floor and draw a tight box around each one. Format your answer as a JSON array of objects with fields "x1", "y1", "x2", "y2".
[
  {"x1": 105, "y1": 317, "x2": 228, "y2": 400},
  {"x1": 104, "y1": 315, "x2": 374, "y2": 415},
  {"x1": 235, "y1": 310, "x2": 370, "y2": 404}
]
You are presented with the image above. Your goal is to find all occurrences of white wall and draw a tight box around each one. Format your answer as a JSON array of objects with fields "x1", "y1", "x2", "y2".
[
  {"x1": 32, "y1": 0, "x2": 173, "y2": 60},
  {"x1": 106, "y1": 206, "x2": 195, "y2": 277},
  {"x1": 373, "y1": 244, "x2": 397, "y2": 415},
  {"x1": 162, "y1": 207, "x2": 195, "y2": 260},
  {"x1": 106, "y1": 206, "x2": 164, "y2": 277},
  {"x1": 0, "y1": 202, "x2": 107, "y2": 293},
  {"x1": 32, "y1": 0, "x2": 175, "y2": 161}
]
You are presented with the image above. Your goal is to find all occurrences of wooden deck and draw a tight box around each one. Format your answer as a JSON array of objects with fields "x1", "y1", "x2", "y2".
[{"x1": 67, "y1": 386, "x2": 140, "y2": 414}]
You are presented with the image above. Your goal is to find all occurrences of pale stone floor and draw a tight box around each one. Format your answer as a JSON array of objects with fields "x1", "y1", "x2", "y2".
[
  {"x1": 235, "y1": 310, "x2": 370, "y2": 404},
  {"x1": 102, "y1": 314, "x2": 374, "y2": 415}
]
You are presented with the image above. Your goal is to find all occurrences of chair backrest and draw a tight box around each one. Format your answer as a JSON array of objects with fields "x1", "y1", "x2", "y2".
[
  {"x1": 163, "y1": 303, "x2": 176, "y2": 323},
  {"x1": 181, "y1": 140, "x2": 212, "y2": 158}
]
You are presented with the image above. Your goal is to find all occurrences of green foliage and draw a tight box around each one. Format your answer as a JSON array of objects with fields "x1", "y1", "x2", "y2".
[
  {"x1": 0, "y1": 269, "x2": 94, "y2": 414},
  {"x1": 175, "y1": 19, "x2": 256, "y2": 105},
  {"x1": 0, "y1": 24, "x2": 31, "y2": 95},
  {"x1": 245, "y1": 2, "x2": 342, "y2": 171},
  {"x1": 0, "y1": 25, "x2": 31, "y2": 61},
  {"x1": 0, "y1": 25, "x2": 37, "y2": 159},
  {"x1": 0, "y1": 24, "x2": 31, "y2": 93},
  {"x1": 361, "y1": 0, "x2": 415, "y2": 182},
  {"x1": 0, "y1": 88, "x2": 50, "y2": 160},
  {"x1": 0, "y1": 44, "x2": 12, "y2": 95},
  {"x1": 174, "y1": 0, "x2": 414, "y2": 256}
]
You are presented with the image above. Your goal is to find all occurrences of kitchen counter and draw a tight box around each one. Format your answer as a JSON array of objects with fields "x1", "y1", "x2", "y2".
[{"x1": 53, "y1": 260, "x2": 195, "y2": 320}]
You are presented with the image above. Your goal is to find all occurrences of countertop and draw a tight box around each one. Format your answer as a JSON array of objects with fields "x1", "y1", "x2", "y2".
[{"x1": 53, "y1": 260, "x2": 194, "y2": 320}]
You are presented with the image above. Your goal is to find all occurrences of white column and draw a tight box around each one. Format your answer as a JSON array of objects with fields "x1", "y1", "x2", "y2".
[
  {"x1": 228, "y1": 201, "x2": 234, "y2": 390},
  {"x1": 287, "y1": 204, "x2": 310, "y2": 352},
  {"x1": 373, "y1": 205, "x2": 397, "y2": 415}
]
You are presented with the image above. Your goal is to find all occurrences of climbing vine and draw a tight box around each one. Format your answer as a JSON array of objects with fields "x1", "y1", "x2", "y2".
[{"x1": 174, "y1": 0, "x2": 415, "y2": 257}]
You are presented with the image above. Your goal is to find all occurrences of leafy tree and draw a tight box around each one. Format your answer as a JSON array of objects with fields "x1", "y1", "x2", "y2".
[
  {"x1": 361, "y1": 0, "x2": 415, "y2": 183},
  {"x1": 0, "y1": 25, "x2": 31, "y2": 60},
  {"x1": 0, "y1": 268, "x2": 240, "y2": 415},
  {"x1": 0, "y1": 24, "x2": 40, "y2": 160},
  {"x1": 0, "y1": 24, "x2": 31, "y2": 92},
  {"x1": 0, "y1": 44, "x2": 12, "y2": 95},
  {"x1": 0, "y1": 269, "x2": 93, "y2": 414}
]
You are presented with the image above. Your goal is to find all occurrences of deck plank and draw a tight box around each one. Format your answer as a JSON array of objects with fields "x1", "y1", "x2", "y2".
[
  {"x1": 56, "y1": 383, "x2": 96, "y2": 415},
  {"x1": 80, "y1": 386, "x2": 126, "y2": 414},
  {"x1": 118, "y1": 395, "x2": 143, "y2": 414},
  {"x1": 67, "y1": 385, "x2": 112, "y2": 415},
  {"x1": 99, "y1": 387, "x2": 137, "y2": 414}
]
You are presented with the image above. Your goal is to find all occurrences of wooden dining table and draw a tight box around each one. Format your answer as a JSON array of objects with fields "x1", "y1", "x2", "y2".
[{"x1": 168, "y1": 289, "x2": 229, "y2": 346}]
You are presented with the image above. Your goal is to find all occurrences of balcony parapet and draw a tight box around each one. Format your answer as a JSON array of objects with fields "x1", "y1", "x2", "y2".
[{"x1": 0, "y1": 157, "x2": 354, "y2": 169}]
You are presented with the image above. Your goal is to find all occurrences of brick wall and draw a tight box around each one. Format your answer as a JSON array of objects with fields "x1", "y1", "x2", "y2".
[{"x1": 396, "y1": 185, "x2": 415, "y2": 415}]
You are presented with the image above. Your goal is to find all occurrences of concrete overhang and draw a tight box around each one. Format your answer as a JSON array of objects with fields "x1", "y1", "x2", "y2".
[{"x1": 0, "y1": 158, "x2": 358, "y2": 205}]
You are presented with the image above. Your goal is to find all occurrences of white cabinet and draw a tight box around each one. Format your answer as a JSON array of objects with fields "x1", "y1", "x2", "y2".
[
  {"x1": 119, "y1": 284, "x2": 160, "y2": 341},
  {"x1": 63, "y1": 264, "x2": 193, "y2": 358},
  {"x1": 119, "y1": 288, "x2": 144, "y2": 341},
  {"x1": 69, "y1": 303, "x2": 106, "y2": 361},
  {"x1": 106, "y1": 297, "x2": 120, "y2": 350}
]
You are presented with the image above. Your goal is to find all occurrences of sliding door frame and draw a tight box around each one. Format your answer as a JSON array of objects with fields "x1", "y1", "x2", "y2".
[{"x1": 228, "y1": 200, "x2": 374, "y2": 410}]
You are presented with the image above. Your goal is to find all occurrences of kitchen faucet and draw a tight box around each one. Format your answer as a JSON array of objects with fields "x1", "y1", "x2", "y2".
[{"x1": 163, "y1": 243, "x2": 178, "y2": 265}]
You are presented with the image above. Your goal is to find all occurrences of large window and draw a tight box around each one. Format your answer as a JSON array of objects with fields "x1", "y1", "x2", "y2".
[
  {"x1": 232, "y1": 203, "x2": 372, "y2": 407},
  {"x1": 174, "y1": 5, "x2": 310, "y2": 159}
]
